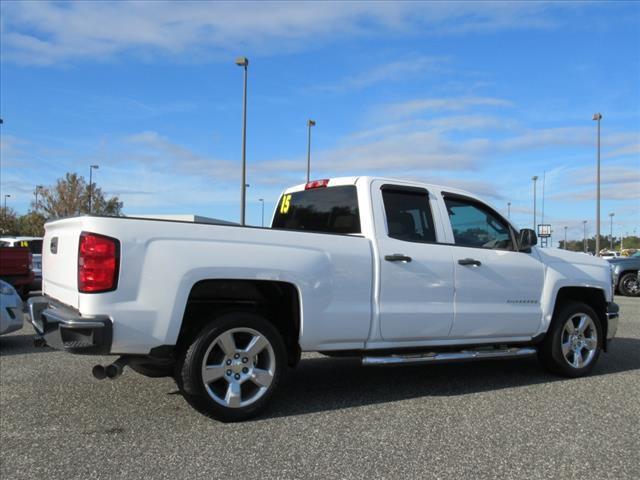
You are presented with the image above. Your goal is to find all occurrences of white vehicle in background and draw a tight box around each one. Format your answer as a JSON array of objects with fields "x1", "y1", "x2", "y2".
[
  {"x1": 599, "y1": 251, "x2": 621, "y2": 260},
  {"x1": 0, "y1": 237, "x2": 44, "y2": 290},
  {"x1": 29, "y1": 176, "x2": 619, "y2": 421},
  {"x1": 0, "y1": 280, "x2": 24, "y2": 335}
]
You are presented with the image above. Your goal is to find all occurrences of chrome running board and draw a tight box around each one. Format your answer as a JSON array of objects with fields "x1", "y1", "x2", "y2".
[{"x1": 361, "y1": 347, "x2": 537, "y2": 366}]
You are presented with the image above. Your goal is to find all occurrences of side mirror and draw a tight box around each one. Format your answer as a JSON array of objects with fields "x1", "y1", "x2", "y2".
[{"x1": 519, "y1": 228, "x2": 537, "y2": 251}]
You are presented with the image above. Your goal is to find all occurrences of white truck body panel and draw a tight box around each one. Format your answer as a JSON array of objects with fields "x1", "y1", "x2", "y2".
[{"x1": 40, "y1": 176, "x2": 614, "y2": 356}]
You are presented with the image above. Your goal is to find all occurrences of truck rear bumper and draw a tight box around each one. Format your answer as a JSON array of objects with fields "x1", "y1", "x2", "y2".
[{"x1": 27, "y1": 296, "x2": 112, "y2": 355}]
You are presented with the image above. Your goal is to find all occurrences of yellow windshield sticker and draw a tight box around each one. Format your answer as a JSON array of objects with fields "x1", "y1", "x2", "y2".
[{"x1": 280, "y1": 194, "x2": 292, "y2": 214}]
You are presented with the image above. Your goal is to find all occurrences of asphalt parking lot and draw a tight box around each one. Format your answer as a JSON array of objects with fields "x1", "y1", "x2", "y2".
[{"x1": 1, "y1": 298, "x2": 639, "y2": 480}]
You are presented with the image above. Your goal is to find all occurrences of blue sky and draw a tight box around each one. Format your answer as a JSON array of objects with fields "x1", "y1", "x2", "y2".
[{"x1": 1, "y1": 1, "x2": 639, "y2": 242}]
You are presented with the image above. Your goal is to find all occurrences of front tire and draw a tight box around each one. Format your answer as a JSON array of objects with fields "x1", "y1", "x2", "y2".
[
  {"x1": 619, "y1": 272, "x2": 640, "y2": 297},
  {"x1": 538, "y1": 301, "x2": 602, "y2": 378},
  {"x1": 177, "y1": 311, "x2": 286, "y2": 422}
]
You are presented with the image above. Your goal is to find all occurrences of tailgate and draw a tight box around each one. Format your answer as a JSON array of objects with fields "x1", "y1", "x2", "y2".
[
  {"x1": 0, "y1": 247, "x2": 31, "y2": 276},
  {"x1": 42, "y1": 218, "x2": 85, "y2": 309}
]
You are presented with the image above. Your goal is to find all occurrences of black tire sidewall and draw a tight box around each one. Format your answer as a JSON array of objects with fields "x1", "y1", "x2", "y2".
[
  {"x1": 544, "y1": 302, "x2": 602, "y2": 377},
  {"x1": 179, "y1": 311, "x2": 286, "y2": 422}
]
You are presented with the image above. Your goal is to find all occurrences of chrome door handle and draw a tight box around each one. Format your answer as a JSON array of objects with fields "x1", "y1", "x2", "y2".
[{"x1": 458, "y1": 258, "x2": 481, "y2": 266}]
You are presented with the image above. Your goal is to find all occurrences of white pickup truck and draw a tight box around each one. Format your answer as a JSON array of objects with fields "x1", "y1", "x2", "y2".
[{"x1": 29, "y1": 176, "x2": 619, "y2": 422}]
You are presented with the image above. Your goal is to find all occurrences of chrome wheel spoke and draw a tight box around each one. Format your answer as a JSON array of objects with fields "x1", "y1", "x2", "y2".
[
  {"x1": 202, "y1": 364, "x2": 226, "y2": 384},
  {"x1": 251, "y1": 368, "x2": 273, "y2": 388},
  {"x1": 561, "y1": 340, "x2": 572, "y2": 357},
  {"x1": 225, "y1": 381, "x2": 242, "y2": 408},
  {"x1": 245, "y1": 335, "x2": 269, "y2": 358},
  {"x1": 217, "y1": 331, "x2": 236, "y2": 356},
  {"x1": 584, "y1": 338, "x2": 597, "y2": 351},
  {"x1": 564, "y1": 320, "x2": 575, "y2": 334},
  {"x1": 572, "y1": 349, "x2": 583, "y2": 368},
  {"x1": 575, "y1": 315, "x2": 587, "y2": 334}
]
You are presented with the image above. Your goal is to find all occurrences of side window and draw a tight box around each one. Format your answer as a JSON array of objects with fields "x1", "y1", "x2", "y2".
[
  {"x1": 444, "y1": 196, "x2": 513, "y2": 250},
  {"x1": 382, "y1": 187, "x2": 436, "y2": 243}
]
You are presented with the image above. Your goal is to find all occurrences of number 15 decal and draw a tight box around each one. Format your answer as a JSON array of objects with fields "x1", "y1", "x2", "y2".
[{"x1": 280, "y1": 194, "x2": 292, "y2": 214}]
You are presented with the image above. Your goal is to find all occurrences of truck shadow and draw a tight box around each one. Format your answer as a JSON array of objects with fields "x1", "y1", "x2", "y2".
[
  {"x1": 265, "y1": 337, "x2": 640, "y2": 419},
  {"x1": 0, "y1": 325, "x2": 50, "y2": 357}
]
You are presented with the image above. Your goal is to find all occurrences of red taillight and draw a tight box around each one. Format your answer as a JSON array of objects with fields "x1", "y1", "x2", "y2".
[
  {"x1": 78, "y1": 232, "x2": 119, "y2": 293},
  {"x1": 305, "y1": 179, "x2": 329, "y2": 190}
]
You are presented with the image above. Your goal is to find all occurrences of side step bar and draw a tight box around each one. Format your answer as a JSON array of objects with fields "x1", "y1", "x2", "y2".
[{"x1": 362, "y1": 347, "x2": 537, "y2": 366}]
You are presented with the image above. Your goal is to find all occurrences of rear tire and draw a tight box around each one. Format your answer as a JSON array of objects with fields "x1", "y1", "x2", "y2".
[
  {"x1": 618, "y1": 272, "x2": 640, "y2": 297},
  {"x1": 177, "y1": 311, "x2": 286, "y2": 422},
  {"x1": 538, "y1": 301, "x2": 602, "y2": 378}
]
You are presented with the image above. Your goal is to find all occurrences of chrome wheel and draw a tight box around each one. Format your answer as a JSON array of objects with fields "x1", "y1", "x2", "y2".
[
  {"x1": 561, "y1": 313, "x2": 598, "y2": 369},
  {"x1": 621, "y1": 274, "x2": 640, "y2": 296},
  {"x1": 200, "y1": 327, "x2": 276, "y2": 408}
]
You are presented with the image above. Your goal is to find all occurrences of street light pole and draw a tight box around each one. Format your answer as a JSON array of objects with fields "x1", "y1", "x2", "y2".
[
  {"x1": 259, "y1": 198, "x2": 264, "y2": 228},
  {"x1": 236, "y1": 56, "x2": 249, "y2": 226},
  {"x1": 3, "y1": 194, "x2": 10, "y2": 225},
  {"x1": 88, "y1": 165, "x2": 99, "y2": 214},
  {"x1": 532, "y1": 176, "x2": 538, "y2": 231},
  {"x1": 306, "y1": 119, "x2": 316, "y2": 183},
  {"x1": 564, "y1": 226, "x2": 568, "y2": 250},
  {"x1": 609, "y1": 212, "x2": 615, "y2": 249},
  {"x1": 507, "y1": 202, "x2": 511, "y2": 219},
  {"x1": 583, "y1": 220, "x2": 587, "y2": 253},
  {"x1": 593, "y1": 113, "x2": 602, "y2": 254}
]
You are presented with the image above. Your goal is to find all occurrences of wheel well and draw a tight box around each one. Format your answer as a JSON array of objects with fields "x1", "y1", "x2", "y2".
[
  {"x1": 176, "y1": 280, "x2": 301, "y2": 366},
  {"x1": 553, "y1": 286, "x2": 608, "y2": 347}
]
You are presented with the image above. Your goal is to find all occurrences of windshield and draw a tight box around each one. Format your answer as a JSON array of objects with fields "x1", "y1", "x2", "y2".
[{"x1": 272, "y1": 185, "x2": 360, "y2": 234}]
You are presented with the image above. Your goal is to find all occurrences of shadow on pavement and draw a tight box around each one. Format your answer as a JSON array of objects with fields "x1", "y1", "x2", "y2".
[
  {"x1": 0, "y1": 330, "x2": 51, "y2": 357},
  {"x1": 264, "y1": 337, "x2": 640, "y2": 419}
]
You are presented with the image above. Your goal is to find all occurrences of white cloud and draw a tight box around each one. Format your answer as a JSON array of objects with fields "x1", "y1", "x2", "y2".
[
  {"x1": 0, "y1": 1, "x2": 573, "y2": 65},
  {"x1": 380, "y1": 97, "x2": 514, "y2": 119}
]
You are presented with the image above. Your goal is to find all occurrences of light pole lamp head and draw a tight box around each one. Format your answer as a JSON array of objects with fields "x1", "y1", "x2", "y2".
[
  {"x1": 308, "y1": 119, "x2": 316, "y2": 127},
  {"x1": 235, "y1": 57, "x2": 249, "y2": 67},
  {"x1": 609, "y1": 212, "x2": 615, "y2": 217},
  {"x1": 592, "y1": 113, "x2": 602, "y2": 121},
  {"x1": 91, "y1": 164, "x2": 99, "y2": 170},
  {"x1": 532, "y1": 176, "x2": 538, "y2": 181}
]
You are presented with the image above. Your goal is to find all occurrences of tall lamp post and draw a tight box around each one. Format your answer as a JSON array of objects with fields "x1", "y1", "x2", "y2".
[
  {"x1": 609, "y1": 212, "x2": 615, "y2": 249},
  {"x1": 532, "y1": 176, "x2": 539, "y2": 231},
  {"x1": 2, "y1": 194, "x2": 10, "y2": 227},
  {"x1": 564, "y1": 226, "x2": 568, "y2": 250},
  {"x1": 507, "y1": 202, "x2": 511, "y2": 219},
  {"x1": 236, "y1": 56, "x2": 249, "y2": 226},
  {"x1": 306, "y1": 119, "x2": 316, "y2": 183},
  {"x1": 583, "y1": 220, "x2": 588, "y2": 253},
  {"x1": 593, "y1": 113, "x2": 602, "y2": 254},
  {"x1": 88, "y1": 164, "x2": 99, "y2": 214},
  {"x1": 259, "y1": 198, "x2": 265, "y2": 228}
]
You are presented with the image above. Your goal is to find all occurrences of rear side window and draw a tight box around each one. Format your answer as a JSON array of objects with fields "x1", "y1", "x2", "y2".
[
  {"x1": 272, "y1": 185, "x2": 361, "y2": 234},
  {"x1": 444, "y1": 196, "x2": 513, "y2": 250},
  {"x1": 382, "y1": 187, "x2": 436, "y2": 243}
]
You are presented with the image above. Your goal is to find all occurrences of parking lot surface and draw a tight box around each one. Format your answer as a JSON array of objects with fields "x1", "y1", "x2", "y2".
[{"x1": 1, "y1": 297, "x2": 639, "y2": 480}]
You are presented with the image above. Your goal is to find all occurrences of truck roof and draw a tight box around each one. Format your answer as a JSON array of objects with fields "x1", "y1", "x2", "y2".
[{"x1": 284, "y1": 176, "x2": 482, "y2": 200}]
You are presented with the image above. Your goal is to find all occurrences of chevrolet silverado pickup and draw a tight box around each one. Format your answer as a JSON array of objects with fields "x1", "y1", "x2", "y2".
[{"x1": 28, "y1": 176, "x2": 619, "y2": 421}]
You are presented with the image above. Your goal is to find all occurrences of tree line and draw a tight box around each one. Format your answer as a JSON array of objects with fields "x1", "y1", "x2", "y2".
[{"x1": 0, "y1": 173, "x2": 123, "y2": 236}]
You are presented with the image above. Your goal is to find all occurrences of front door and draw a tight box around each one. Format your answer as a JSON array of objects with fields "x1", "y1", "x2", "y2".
[{"x1": 442, "y1": 194, "x2": 545, "y2": 338}]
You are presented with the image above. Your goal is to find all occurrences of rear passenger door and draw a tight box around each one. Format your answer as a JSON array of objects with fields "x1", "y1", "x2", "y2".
[
  {"x1": 374, "y1": 182, "x2": 455, "y2": 342},
  {"x1": 442, "y1": 194, "x2": 544, "y2": 338}
]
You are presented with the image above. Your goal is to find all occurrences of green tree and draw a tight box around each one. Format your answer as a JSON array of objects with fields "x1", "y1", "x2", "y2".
[
  {"x1": 16, "y1": 211, "x2": 47, "y2": 237},
  {"x1": 0, "y1": 206, "x2": 19, "y2": 235},
  {"x1": 38, "y1": 173, "x2": 123, "y2": 219}
]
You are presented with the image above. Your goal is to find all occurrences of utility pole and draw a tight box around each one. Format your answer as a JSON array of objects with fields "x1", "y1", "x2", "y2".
[
  {"x1": 564, "y1": 226, "x2": 568, "y2": 250},
  {"x1": 583, "y1": 220, "x2": 587, "y2": 253},
  {"x1": 236, "y1": 56, "x2": 249, "y2": 226},
  {"x1": 507, "y1": 202, "x2": 511, "y2": 219},
  {"x1": 306, "y1": 119, "x2": 316, "y2": 183},
  {"x1": 259, "y1": 198, "x2": 264, "y2": 228},
  {"x1": 609, "y1": 212, "x2": 615, "y2": 250},
  {"x1": 593, "y1": 113, "x2": 602, "y2": 254},
  {"x1": 532, "y1": 176, "x2": 538, "y2": 231}
]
